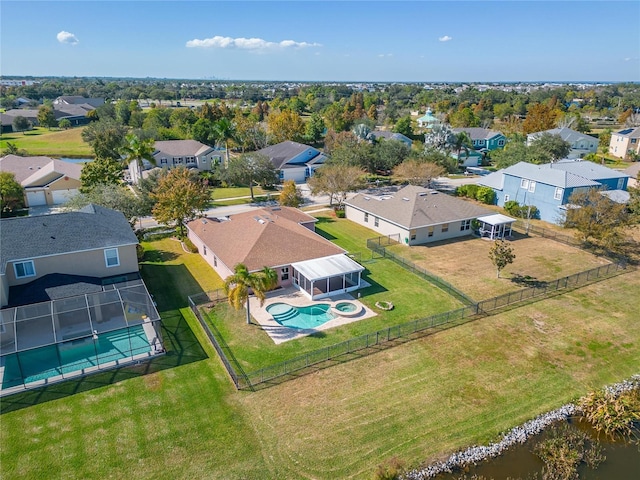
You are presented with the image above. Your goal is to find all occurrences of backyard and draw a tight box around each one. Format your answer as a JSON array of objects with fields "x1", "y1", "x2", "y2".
[
  {"x1": 1, "y1": 225, "x2": 639, "y2": 479},
  {"x1": 387, "y1": 231, "x2": 611, "y2": 300}
]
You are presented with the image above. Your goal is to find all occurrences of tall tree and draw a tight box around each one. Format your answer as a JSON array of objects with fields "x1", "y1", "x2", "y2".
[
  {"x1": 152, "y1": 167, "x2": 209, "y2": 237},
  {"x1": 79, "y1": 158, "x2": 125, "y2": 193},
  {"x1": 12, "y1": 115, "x2": 31, "y2": 133},
  {"x1": 393, "y1": 116, "x2": 414, "y2": 137},
  {"x1": 529, "y1": 133, "x2": 571, "y2": 161},
  {"x1": 267, "y1": 110, "x2": 305, "y2": 144},
  {"x1": 37, "y1": 105, "x2": 57, "y2": 129},
  {"x1": 212, "y1": 118, "x2": 236, "y2": 165},
  {"x1": 279, "y1": 179, "x2": 303, "y2": 207},
  {"x1": 65, "y1": 183, "x2": 144, "y2": 224},
  {"x1": 488, "y1": 240, "x2": 516, "y2": 278},
  {"x1": 224, "y1": 263, "x2": 278, "y2": 324},
  {"x1": 224, "y1": 153, "x2": 277, "y2": 199},
  {"x1": 305, "y1": 113, "x2": 325, "y2": 144},
  {"x1": 120, "y1": 133, "x2": 156, "y2": 183},
  {"x1": 0, "y1": 172, "x2": 25, "y2": 215},
  {"x1": 82, "y1": 118, "x2": 128, "y2": 160},
  {"x1": 449, "y1": 131, "x2": 474, "y2": 163},
  {"x1": 392, "y1": 160, "x2": 445, "y2": 187},
  {"x1": 522, "y1": 103, "x2": 557, "y2": 134},
  {"x1": 308, "y1": 164, "x2": 363, "y2": 207}
]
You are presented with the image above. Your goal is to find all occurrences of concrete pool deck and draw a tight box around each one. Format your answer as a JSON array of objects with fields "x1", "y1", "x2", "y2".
[{"x1": 248, "y1": 286, "x2": 378, "y2": 344}]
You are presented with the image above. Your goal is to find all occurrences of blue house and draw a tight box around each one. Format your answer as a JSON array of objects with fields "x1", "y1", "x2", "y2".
[
  {"x1": 452, "y1": 128, "x2": 506, "y2": 152},
  {"x1": 257, "y1": 141, "x2": 328, "y2": 183},
  {"x1": 478, "y1": 160, "x2": 630, "y2": 224}
]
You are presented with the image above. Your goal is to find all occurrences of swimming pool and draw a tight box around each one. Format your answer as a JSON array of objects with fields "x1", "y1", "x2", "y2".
[
  {"x1": 267, "y1": 302, "x2": 336, "y2": 329},
  {"x1": 1, "y1": 325, "x2": 152, "y2": 390}
]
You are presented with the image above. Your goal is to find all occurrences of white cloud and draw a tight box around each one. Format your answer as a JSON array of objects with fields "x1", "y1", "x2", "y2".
[
  {"x1": 57, "y1": 31, "x2": 79, "y2": 45},
  {"x1": 186, "y1": 35, "x2": 321, "y2": 51},
  {"x1": 377, "y1": 53, "x2": 393, "y2": 58},
  {"x1": 438, "y1": 35, "x2": 453, "y2": 42},
  {"x1": 624, "y1": 57, "x2": 639, "y2": 62}
]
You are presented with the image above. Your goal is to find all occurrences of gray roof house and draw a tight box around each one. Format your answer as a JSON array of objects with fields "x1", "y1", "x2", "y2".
[
  {"x1": 527, "y1": 127, "x2": 599, "y2": 159},
  {"x1": 344, "y1": 184, "x2": 493, "y2": 245},
  {"x1": 478, "y1": 160, "x2": 629, "y2": 224},
  {"x1": 0, "y1": 204, "x2": 163, "y2": 395},
  {"x1": 371, "y1": 130, "x2": 413, "y2": 147},
  {"x1": 52, "y1": 96, "x2": 105, "y2": 108},
  {"x1": 609, "y1": 127, "x2": 640, "y2": 159},
  {"x1": 257, "y1": 141, "x2": 328, "y2": 183}
]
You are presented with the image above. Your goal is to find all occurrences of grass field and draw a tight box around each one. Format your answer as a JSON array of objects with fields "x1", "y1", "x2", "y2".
[
  {"x1": 387, "y1": 232, "x2": 610, "y2": 300},
  {"x1": 0, "y1": 127, "x2": 93, "y2": 157},
  {"x1": 1, "y1": 224, "x2": 639, "y2": 479}
]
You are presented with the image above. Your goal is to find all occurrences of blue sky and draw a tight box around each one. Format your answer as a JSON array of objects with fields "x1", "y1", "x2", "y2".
[{"x1": 2, "y1": 1, "x2": 639, "y2": 82}]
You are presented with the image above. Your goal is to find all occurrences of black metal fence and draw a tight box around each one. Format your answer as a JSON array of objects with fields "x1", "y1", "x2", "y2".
[
  {"x1": 189, "y1": 261, "x2": 630, "y2": 391},
  {"x1": 512, "y1": 221, "x2": 581, "y2": 247},
  {"x1": 366, "y1": 238, "x2": 476, "y2": 306}
]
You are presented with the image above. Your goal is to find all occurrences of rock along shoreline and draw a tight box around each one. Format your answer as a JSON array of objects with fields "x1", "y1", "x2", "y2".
[{"x1": 403, "y1": 375, "x2": 640, "y2": 479}]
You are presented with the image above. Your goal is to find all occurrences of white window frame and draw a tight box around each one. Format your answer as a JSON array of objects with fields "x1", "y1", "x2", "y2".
[
  {"x1": 528, "y1": 181, "x2": 536, "y2": 193},
  {"x1": 14, "y1": 260, "x2": 36, "y2": 279},
  {"x1": 554, "y1": 187, "x2": 564, "y2": 201},
  {"x1": 203, "y1": 245, "x2": 207, "y2": 256},
  {"x1": 104, "y1": 248, "x2": 120, "y2": 268},
  {"x1": 441, "y1": 223, "x2": 449, "y2": 233},
  {"x1": 374, "y1": 217, "x2": 379, "y2": 227},
  {"x1": 281, "y1": 267, "x2": 289, "y2": 281},
  {"x1": 428, "y1": 226, "x2": 434, "y2": 237},
  {"x1": 460, "y1": 219, "x2": 471, "y2": 231},
  {"x1": 520, "y1": 179, "x2": 529, "y2": 189},
  {"x1": 364, "y1": 212, "x2": 369, "y2": 223},
  {"x1": 617, "y1": 178, "x2": 624, "y2": 189},
  {"x1": 504, "y1": 194, "x2": 510, "y2": 202}
]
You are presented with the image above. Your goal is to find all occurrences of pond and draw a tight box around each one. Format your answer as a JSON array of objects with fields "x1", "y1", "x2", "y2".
[
  {"x1": 60, "y1": 157, "x2": 93, "y2": 164},
  {"x1": 434, "y1": 421, "x2": 640, "y2": 480}
]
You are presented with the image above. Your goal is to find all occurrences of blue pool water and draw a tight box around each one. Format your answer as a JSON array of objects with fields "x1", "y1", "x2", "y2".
[
  {"x1": 267, "y1": 303, "x2": 336, "y2": 329},
  {"x1": 1, "y1": 325, "x2": 151, "y2": 389}
]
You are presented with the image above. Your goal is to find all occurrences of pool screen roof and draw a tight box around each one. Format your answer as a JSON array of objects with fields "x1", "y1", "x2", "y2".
[
  {"x1": 291, "y1": 254, "x2": 364, "y2": 281},
  {"x1": 0, "y1": 279, "x2": 160, "y2": 355},
  {"x1": 476, "y1": 214, "x2": 517, "y2": 226}
]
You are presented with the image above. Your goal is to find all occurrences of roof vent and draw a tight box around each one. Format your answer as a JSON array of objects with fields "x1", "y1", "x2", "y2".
[
  {"x1": 418, "y1": 192, "x2": 428, "y2": 196},
  {"x1": 431, "y1": 191, "x2": 438, "y2": 194},
  {"x1": 201, "y1": 219, "x2": 208, "y2": 224},
  {"x1": 402, "y1": 197, "x2": 409, "y2": 201},
  {"x1": 364, "y1": 196, "x2": 370, "y2": 201}
]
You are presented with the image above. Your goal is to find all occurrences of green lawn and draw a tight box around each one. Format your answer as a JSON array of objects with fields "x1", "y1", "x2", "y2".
[
  {"x1": 0, "y1": 127, "x2": 93, "y2": 157},
  {"x1": 1, "y1": 225, "x2": 639, "y2": 479},
  {"x1": 210, "y1": 186, "x2": 270, "y2": 200}
]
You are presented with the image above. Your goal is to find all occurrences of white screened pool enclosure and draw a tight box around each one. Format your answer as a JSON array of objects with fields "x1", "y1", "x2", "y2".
[
  {"x1": 0, "y1": 278, "x2": 162, "y2": 396},
  {"x1": 291, "y1": 254, "x2": 365, "y2": 300}
]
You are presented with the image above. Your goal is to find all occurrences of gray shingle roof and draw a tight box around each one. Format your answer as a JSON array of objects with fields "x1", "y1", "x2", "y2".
[
  {"x1": 257, "y1": 141, "x2": 322, "y2": 169},
  {"x1": 345, "y1": 185, "x2": 493, "y2": 229},
  {"x1": 0, "y1": 155, "x2": 83, "y2": 184},
  {"x1": 615, "y1": 127, "x2": 640, "y2": 139},
  {"x1": 0, "y1": 205, "x2": 138, "y2": 274},
  {"x1": 153, "y1": 140, "x2": 215, "y2": 157},
  {"x1": 528, "y1": 127, "x2": 596, "y2": 145},
  {"x1": 452, "y1": 127, "x2": 504, "y2": 141}
]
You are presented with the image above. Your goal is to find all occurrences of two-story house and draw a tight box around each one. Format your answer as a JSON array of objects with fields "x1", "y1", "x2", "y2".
[
  {"x1": 527, "y1": 127, "x2": 599, "y2": 159},
  {"x1": 609, "y1": 127, "x2": 640, "y2": 159},
  {"x1": 256, "y1": 141, "x2": 328, "y2": 183},
  {"x1": 478, "y1": 160, "x2": 629, "y2": 224}
]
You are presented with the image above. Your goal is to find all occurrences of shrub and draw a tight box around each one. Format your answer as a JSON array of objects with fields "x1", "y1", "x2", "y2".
[
  {"x1": 182, "y1": 237, "x2": 198, "y2": 253},
  {"x1": 504, "y1": 200, "x2": 540, "y2": 219},
  {"x1": 456, "y1": 184, "x2": 479, "y2": 198},
  {"x1": 334, "y1": 208, "x2": 346, "y2": 218},
  {"x1": 475, "y1": 186, "x2": 496, "y2": 204},
  {"x1": 136, "y1": 244, "x2": 145, "y2": 261},
  {"x1": 373, "y1": 456, "x2": 405, "y2": 480},
  {"x1": 579, "y1": 388, "x2": 640, "y2": 439}
]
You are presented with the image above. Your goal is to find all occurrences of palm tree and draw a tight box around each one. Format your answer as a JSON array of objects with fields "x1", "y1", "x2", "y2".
[
  {"x1": 224, "y1": 264, "x2": 278, "y2": 324},
  {"x1": 449, "y1": 131, "x2": 474, "y2": 164},
  {"x1": 212, "y1": 118, "x2": 236, "y2": 166},
  {"x1": 121, "y1": 133, "x2": 156, "y2": 183}
]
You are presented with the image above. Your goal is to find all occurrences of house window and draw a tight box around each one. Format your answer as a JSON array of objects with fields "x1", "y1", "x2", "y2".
[
  {"x1": 428, "y1": 226, "x2": 434, "y2": 237},
  {"x1": 374, "y1": 217, "x2": 379, "y2": 227},
  {"x1": 278, "y1": 170, "x2": 284, "y2": 180},
  {"x1": 160, "y1": 158, "x2": 168, "y2": 164},
  {"x1": 460, "y1": 219, "x2": 471, "y2": 231},
  {"x1": 520, "y1": 179, "x2": 529, "y2": 189},
  {"x1": 186, "y1": 157, "x2": 196, "y2": 165},
  {"x1": 364, "y1": 213, "x2": 369, "y2": 222},
  {"x1": 14, "y1": 260, "x2": 35, "y2": 279},
  {"x1": 442, "y1": 223, "x2": 449, "y2": 233},
  {"x1": 203, "y1": 245, "x2": 207, "y2": 256},
  {"x1": 104, "y1": 248, "x2": 120, "y2": 268},
  {"x1": 410, "y1": 230, "x2": 416, "y2": 241},
  {"x1": 281, "y1": 267, "x2": 289, "y2": 281},
  {"x1": 214, "y1": 256, "x2": 217, "y2": 267},
  {"x1": 528, "y1": 181, "x2": 536, "y2": 193},
  {"x1": 632, "y1": 138, "x2": 637, "y2": 144},
  {"x1": 504, "y1": 194, "x2": 510, "y2": 202},
  {"x1": 617, "y1": 178, "x2": 624, "y2": 189},
  {"x1": 554, "y1": 187, "x2": 564, "y2": 201},
  {"x1": 498, "y1": 140, "x2": 505, "y2": 146}
]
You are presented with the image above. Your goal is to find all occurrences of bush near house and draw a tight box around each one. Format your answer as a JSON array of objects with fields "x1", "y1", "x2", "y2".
[
  {"x1": 456, "y1": 184, "x2": 496, "y2": 205},
  {"x1": 504, "y1": 200, "x2": 540, "y2": 219}
]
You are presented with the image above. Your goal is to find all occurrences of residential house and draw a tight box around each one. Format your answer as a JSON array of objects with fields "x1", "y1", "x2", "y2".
[
  {"x1": 417, "y1": 108, "x2": 439, "y2": 129},
  {"x1": 1, "y1": 97, "x2": 102, "y2": 133},
  {"x1": 186, "y1": 206, "x2": 364, "y2": 300},
  {"x1": 0, "y1": 204, "x2": 162, "y2": 394},
  {"x1": 609, "y1": 127, "x2": 640, "y2": 159},
  {"x1": 129, "y1": 139, "x2": 223, "y2": 183},
  {"x1": 0, "y1": 155, "x2": 83, "y2": 207},
  {"x1": 52, "y1": 96, "x2": 105, "y2": 108},
  {"x1": 371, "y1": 130, "x2": 413, "y2": 148},
  {"x1": 478, "y1": 160, "x2": 629, "y2": 224},
  {"x1": 344, "y1": 184, "x2": 494, "y2": 245},
  {"x1": 623, "y1": 162, "x2": 640, "y2": 187},
  {"x1": 527, "y1": 127, "x2": 599, "y2": 159},
  {"x1": 453, "y1": 127, "x2": 506, "y2": 152},
  {"x1": 256, "y1": 141, "x2": 328, "y2": 183}
]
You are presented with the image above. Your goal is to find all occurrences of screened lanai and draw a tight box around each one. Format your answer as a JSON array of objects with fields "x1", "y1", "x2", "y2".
[
  {"x1": 477, "y1": 214, "x2": 517, "y2": 240},
  {"x1": 291, "y1": 254, "x2": 365, "y2": 300},
  {"x1": 0, "y1": 279, "x2": 162, "y2": 396}
]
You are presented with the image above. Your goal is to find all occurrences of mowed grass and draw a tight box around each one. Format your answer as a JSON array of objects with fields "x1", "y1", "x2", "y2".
[
  {"x1": 388, "y1": 232, "x2": 610, "y2": 300},
  {"x1": 1, "y1": 226, "x2": 639, "y2": 480},
  {"x1": 0, "y1": 127, "x2": 93, "y2": 157},
  {"x1": 210, "y1": 186, "x2": 271, "y2": 200}
]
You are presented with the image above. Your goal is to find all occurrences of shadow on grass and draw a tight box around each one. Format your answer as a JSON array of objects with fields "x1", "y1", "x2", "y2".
[
  {"x1": 314, "y1": 223, "x2": 338, "y2": 241},
  {"x1": 510, "y1": 273, "x2": 548, "y2": 288},
  {"x1": 1, "y1": 264, "x2": 209, "y2": 414},
  {"x1": 142, "y1": 249, "x2": 179, "y2": 263},
  {"x1": 359, "y1": 272, "x2": 388, "y2": 297}
]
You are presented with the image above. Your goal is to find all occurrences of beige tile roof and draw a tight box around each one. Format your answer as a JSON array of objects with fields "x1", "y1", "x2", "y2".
[
  {"x1": 0, "y1": 155, "x2": 83, "y2": 185},
  {"x1": 187, "y1": 207, "x2": 344, "y2": 272},
  {"x1": 346, "y1": 185, "x2": 494, "y2": 228}
]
